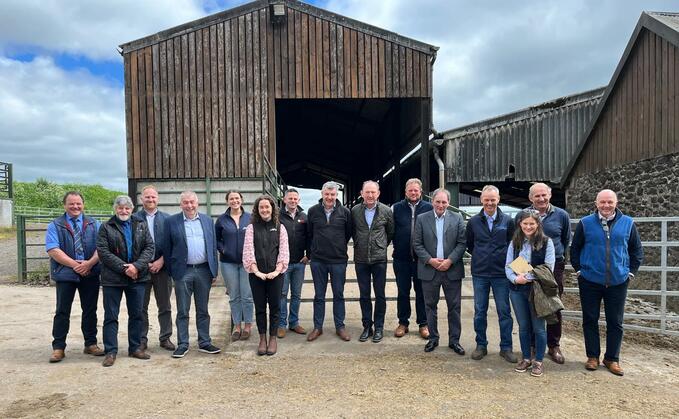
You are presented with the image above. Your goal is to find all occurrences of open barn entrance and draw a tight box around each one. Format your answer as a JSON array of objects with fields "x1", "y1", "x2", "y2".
[{"x1": 275, "y1": 98, "x2": 432, "y2": 205}]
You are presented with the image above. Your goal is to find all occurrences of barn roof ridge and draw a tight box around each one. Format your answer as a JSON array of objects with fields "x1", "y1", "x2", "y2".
[{"x1": 119, "y1": 0, "x2": 438, "y2": 55}]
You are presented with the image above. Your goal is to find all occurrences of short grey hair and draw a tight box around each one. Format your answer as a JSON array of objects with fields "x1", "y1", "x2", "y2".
[
  {"x1": 362, "y1": 180, "x2": 379, "y2": 191},
  {"x1": 432, "y1": 188, "x2": 450, "y2": 202},
  {"x1": 113, "y1": 195, "x2": 134, "y2": 210},
  {"x1": 481, "y1": 185, "x2": 500, "y2": 196},
  {"x1": 321, "y1": 181, "x2": 339, "y2": 192},
  {"x1": 179, "y1": 190, "x2": 198, "y2": 202},
  {"x1": 528, "y1": 183, "x2": 551, "y2": 197}
]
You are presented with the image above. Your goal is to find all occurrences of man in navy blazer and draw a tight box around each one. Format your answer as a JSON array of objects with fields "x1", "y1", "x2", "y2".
[
  {"x1": 163, "y1": 190, "x2": 220, "y2": 358},
  {"x1": 413, "y1": 188, "x2": 467, "y2": 354}
]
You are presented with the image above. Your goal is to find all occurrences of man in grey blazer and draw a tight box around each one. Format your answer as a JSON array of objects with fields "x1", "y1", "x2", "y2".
[{"x1": 413, "y1": 188, "x2": 467, "y2": 354}]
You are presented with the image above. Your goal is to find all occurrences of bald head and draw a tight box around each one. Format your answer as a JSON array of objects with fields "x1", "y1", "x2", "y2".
[{"x1": 595, "y1": 189, "x2": 618, "y2": 219}]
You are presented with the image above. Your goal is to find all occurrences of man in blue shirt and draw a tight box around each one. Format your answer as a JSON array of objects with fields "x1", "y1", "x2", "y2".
[
  {"x1": 521, "y1": 183, "x2": 571, "y2": 364},
  {"x1": 163, "y1": 191, "x2": 220, "y2": 358},
  {"x1": 45, "y1": 191, "x2": 104, "y2": 363}
]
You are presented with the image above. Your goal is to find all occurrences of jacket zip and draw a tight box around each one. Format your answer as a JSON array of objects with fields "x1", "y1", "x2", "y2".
[{"x1": 604, "y1": 221, "x2": 611, "y2": 287}]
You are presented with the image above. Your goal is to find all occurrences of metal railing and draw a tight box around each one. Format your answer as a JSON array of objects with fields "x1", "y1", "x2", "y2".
[
  {"x1": 262, "y1": 155, "x2": 286, "y2": 202},
  {"x1": 0, "y1": 161, "x2": 12, "y2": 199}
]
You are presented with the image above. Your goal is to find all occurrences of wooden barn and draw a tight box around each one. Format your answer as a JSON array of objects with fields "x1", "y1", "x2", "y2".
[{"x1": 120, "y1": 0, "x2": 438, "y2": 212}]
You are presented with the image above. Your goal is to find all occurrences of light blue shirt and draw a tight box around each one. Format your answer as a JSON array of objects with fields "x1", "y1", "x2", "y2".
[
  {"x1": 45, "y1": 213, "x2": 101, "y2": 260},
  {"x1": 484, "y1": 211, "x2": 497, "y2": 231},
  {"x1": 324, "y1": 205, "x2": 335, "y2": 222},
  {"x1": 183, "y1": 214, "x2": 207, "y2": 265},
  {"x1": 145, "y1": 210, "x2": 157, "y2": 242},
  {"x1": 505, "y1": 238, "x2": 555, "y2": 284},
  {"x1": 435, "y1": 211, "x2": 446, "y2": 259},
  {"x1": 364, "y1": 205, "x2": 376, "y2": 228}
]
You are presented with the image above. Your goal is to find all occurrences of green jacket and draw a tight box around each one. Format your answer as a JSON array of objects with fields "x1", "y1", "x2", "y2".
[
  {"x1": 530, "y1": 264, "x2": 564, "y2": 324},
  {"x1": 351, "y1": 202, "x2": 394, "y2": 264}
]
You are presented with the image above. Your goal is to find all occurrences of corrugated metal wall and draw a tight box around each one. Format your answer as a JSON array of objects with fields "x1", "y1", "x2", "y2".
[{"x1": 443, "y1": 88, "x2": 603, "y2": 184}]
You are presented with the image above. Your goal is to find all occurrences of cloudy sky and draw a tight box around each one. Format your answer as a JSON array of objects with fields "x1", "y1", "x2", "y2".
[{"x1": 0, "y1": 0, "x2": 672, "y2": 191}]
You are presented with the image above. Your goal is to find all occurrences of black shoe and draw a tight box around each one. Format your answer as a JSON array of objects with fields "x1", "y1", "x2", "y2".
[
  {"x1": 449, "y1": 342, "x2": 465, "y2": 355},
  {"x1": 424, "y1": 340, "x2": 439, "y2": 352},
  {"x1": 198, "y1": 344, "x2": 221, "y2": 354},
  {"x1": 172, "y1": 347, "x2": 189, "y2": 358},
  {"x1": 372, "y1": 329, "x2": 384, "y2": 343},
  {"x1": 358, "y1": 327, "x2": 373, "y2": 342}
]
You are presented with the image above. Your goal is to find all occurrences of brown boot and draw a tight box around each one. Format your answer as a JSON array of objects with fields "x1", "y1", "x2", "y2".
[
  {"x1": 83, "y1": 344, "x2": 105, "y2": 356},
  {"x1": 102, "y1": 353, "x2": 116, "y2": 367},
  {"x1": 257, "y1": 334, "x2": 267, "y2": 356},
  {"x1": 267, "y1": 336, "x2": 278, "y2": 356},
  {"x1": 394, "y1": 324, "x2": 408, "y2": 338},
  {"x1": 585, "y1": 357, "x2": 600, "y2": 371},
  {"x1": 603, "y1": 359, "x2": 624, "y2": 376},
  {"x1": 49, "y1": 349, "x2": 65, "y2": 363}
]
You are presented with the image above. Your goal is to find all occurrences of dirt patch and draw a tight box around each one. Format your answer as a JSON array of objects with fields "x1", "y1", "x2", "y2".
[{"x1": 3, "y1": 393, "x2": 71, "y2": 418}]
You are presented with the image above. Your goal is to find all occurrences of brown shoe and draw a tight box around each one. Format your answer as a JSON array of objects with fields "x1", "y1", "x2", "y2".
[
  {"x1": 160, "y1": 339, "x2": 176, "y2": 351},
  {"x1": 419, "y1": 325, "x2": 430, "y2": 340},
  {"x1": 129, "y1": 350, "x2": 151, "y2": 360},
  {"x1": 102, "y1": 353, "x2": 116, "y2": 367},
  {"x1": 307, "y1": 329, "x2": 323, "y2": 342},
  {"x1": 83, "y1": 344, "x2": 105, "y2": 356},
  {"x1": 266, "y1": 336, "x2": 278, "y2": 356},
  {"x1": 289, "y1": 325, "x2": 306, "y2": 335},
  {"x1": 277, "y1": 328, "x2": 286, "y2": 338},
  {"x1": 49, "y1": 349, "x2": 65, "y2": 363},
  {"x1": 394, "y1": 324, "x2": 409, "y2": 338},
  {"x1": 548, "y1": 346, "x2": 565, "y2": 364},
  {"x1": 336, "y1": 328, "x2": 351, "y2": 342},
  {"x1": 603, "y1": 359, "x2": 624, "y2": 376},
  {"x1": 585, "y1": 357, "x2": 600, "y2": 371},
  {"x1": 257, "y1": 334, "x2": 267, "y2": 356}
]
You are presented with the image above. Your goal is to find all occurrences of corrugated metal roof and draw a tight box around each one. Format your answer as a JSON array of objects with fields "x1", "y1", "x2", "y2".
[
  {"x1": 648, "y1": 12, "x2": 679, "y2": 32},
  {"x1": 440, "y1": 87, "x2": 604, "y2": 184}
]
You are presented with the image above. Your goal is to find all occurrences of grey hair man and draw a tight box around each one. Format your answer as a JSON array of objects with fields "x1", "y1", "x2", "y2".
[
  {"x1": 306, "y1": 181, "x2": 353, "y2": 342},
  {"x1": 131, "y1": 185, "x2": 175, "y2": 352}
]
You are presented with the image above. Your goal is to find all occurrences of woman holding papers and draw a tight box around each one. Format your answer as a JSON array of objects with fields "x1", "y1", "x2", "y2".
[{"x1": 505, "y1": 210, "x2": 555, "y2": 377}]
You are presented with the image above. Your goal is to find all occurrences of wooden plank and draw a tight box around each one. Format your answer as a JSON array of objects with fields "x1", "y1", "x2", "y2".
[
  {"x1": 265, "y1": 9, "x2": 276, "y2": 164},
  {"x1": 176, "y1": 37, "x2": 185, "y2": 178},
  {"x1": 385, "y1": 42, "x2": 392, "y2": 97},
  {"x1": 280, "y1": 15, "x2": 289, "y2": 99},
  {"x1": 124, "y1": 54, "x2": 134, "y2": 178},
  {"x1": 239, "y1": 15, "x2": 248, "y2": 177},
  {"x1": 193, "y1": 30, "x2": 204, "y2": 178},
  {"x1": 337, "y1": 24, "x2": 344, "y2": 98},
  {"x1": 225, "y1": 21, "x2": 235, "y2": 177},
  {"x1": 246, "y1": 13, "x2": 255, "y2": 177},
  {"x1": 316, "y1": 18, "x2": 323, "y2": 98},
  {"x1": 184, "y1": 33, "x2": 194, "y2": 177},
  {"x1": 232, "y1": 19, "x2": 241, "y2": 177},
  {"x1": 253, "y1": 12, "x2": 262, "y2": 176},
  {"x1": 273, "y1": 15, "x2": 282, "y2": 98},
  {"x1": 395, "y1": 45, "x2": 402, "y2": 97},
  {"x1": 159, "y1": 42, "x2": 170, "y2": 178},
  {"x1": 364, "y1": 35, "x2": 372, "y2": 97},
  {"x1": 655, "y1": 33, "x2": 662, "y2": 158},
  {"x1": 167, "y1": 41, "x2": 177, "y2": 178},
  {"x1": 669, "y1": 42, "x2": 676, "y2": 155},
  {"x1": 261, "y1": 9, "x2": 272, "y2": 164},
  {"x1": 330, "y1": 22, "x2": 337, "y2": 98},
  {"x1": 675, "y1": 41, "x2": 679, "y2": 154},
  {"x1": 130, "y1": 52, "x2": 141, "y2": 178},
  {"x1": 371, "y1": 36, "x2": 378, "y2": 98},
  {"x1": 343, "y1": 27, "x2": 351, "y2": 97},
  {"x1": 301, "y1": 12, "x2": 309, "y2": 98},
  {"x1": 145, "y1": 46, "x2": 155, "y2": 178},
  {"x1": 308, "y1": 16, "x2": 317, "y2": 98},
  {"x1": 350, "y1": 29, "x2": 358, "y2": 98},
  {"x1": 413, "y1": 48, "x2": 420, "y2": 97},
  {"x1": 357, "y1": 32, "x2": 364, "y2": 97},
  {"x1": 294, "y1": 10, "x2": 303, "y2": 98},
  {"x1": 287, "y1": 11, "x2": 296, "y2": 98},
  {"x1": 209, "y1": 26, "x2": 219, "y2": 178},
  {"x1": 631, "y1": 34, "x2": 639, "y2": 165},
  {"x1": 378, "y1": 39, "x2": 385, "y2": 97},
  {"x1": 153, "y1": 43, "x2": 164, "y2": 178},
  {"x1": 137, "y1": 49, "x2": 148, "y2": 178},
  {"x1": 647, "y1": 32, "x2": 655, "y2": 160},
  {"x1": 406, "y1": 47, "x2": 413, "y2": 97},
  {"x1": 661, "y1": 37, "x2": 669, "y2": 156},
  {"x1": 200, "y1": 28, "x2": 211, "y2": 179},
  {"x1": 323, "y1": 20, "x2": 330, "y2": 98},
  {"x1": 217, "y1": 23, "x2": 227, "y2": 178}
]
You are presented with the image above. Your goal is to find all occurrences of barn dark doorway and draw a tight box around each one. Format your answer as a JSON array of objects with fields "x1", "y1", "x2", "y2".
[{"x1": 275, "y1": 98, "x2": 431, "y2": 205}]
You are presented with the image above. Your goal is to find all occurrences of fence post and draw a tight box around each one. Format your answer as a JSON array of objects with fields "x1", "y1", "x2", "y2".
[
  {"x1": 7, "y1": 163, "x2": 12, "y2": 199},
  {"x1": 660, "y1": 220, "x2": 667, "y2": 333},
  {"x1": 16, "y1": 214, "x2": 26, "y2": 281}
]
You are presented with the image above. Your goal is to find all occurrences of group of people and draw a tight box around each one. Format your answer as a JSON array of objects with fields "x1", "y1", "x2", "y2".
[{"x1": 46, "y1": 179, "x2": 643, "y2": 377}]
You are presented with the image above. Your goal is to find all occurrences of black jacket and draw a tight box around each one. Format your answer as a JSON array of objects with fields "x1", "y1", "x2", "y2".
[
  {"x1": 96, "y1": 216, "x2": 155, "y2": 286},
  {"x1": 307, "y1": 199, "x2": 352, "y2": 263},
  {"x1": 280, "y1": 206, "x2": 308, "y2": 263}
]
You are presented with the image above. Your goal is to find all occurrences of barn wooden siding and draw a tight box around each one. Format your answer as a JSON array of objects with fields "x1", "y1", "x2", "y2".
[
  {"x1": 573, "y1": 28, "x2": 679, "y2": 177},
  {"x1": 122, "y1": 0, "x2": 435, "y2": 181}
]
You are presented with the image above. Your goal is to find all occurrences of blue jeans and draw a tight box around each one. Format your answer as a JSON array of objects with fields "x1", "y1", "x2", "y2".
[
  {"x1": 393, "y1": 259, "x2": 427, "y2": 327},
  {"x1": 310, "y1": 261, "x2": 347, "y2": 330},
  {"x1": 220, "y1": 262, "x2": 253, "y2": 324},
  {"x1": 472, "y1": 276, "x2": 513, "y2": 351},
  {"x1": 103, "y1": 282, "x2": 145, "y2": 355},
  {"x1": 579, "y1": 277, "x2": 629, "y2": 362},
  {"x1": 175, "y1": 265, "x2": 213, "y2": 350},
  {"x1": 509, "y1": 285, "x2": 546, "y2": 361},
  {"x1": 280, "y1": 262, "x2": 306, "y2": 328}
]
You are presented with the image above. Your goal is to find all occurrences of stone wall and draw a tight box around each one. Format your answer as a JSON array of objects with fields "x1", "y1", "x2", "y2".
[{"x1": 566, "y1": 151, "x2": 679, "y2": 312}]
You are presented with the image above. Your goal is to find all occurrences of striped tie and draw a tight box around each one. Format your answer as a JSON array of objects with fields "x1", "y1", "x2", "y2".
[{"x1": 71, "y1": 217, "x2": 83, "y2": 257}]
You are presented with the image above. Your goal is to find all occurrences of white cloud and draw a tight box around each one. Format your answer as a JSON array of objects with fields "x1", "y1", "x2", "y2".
[{"x1": 0, "y1": 56, "x2": 127, "y2": 189}]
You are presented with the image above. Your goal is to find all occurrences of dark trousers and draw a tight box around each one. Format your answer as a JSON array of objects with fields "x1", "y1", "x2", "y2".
[
  {"x1": 249, "y1": 274, "x2": 283, "y2": 336},
  {"x1": 578, "y1": 277, "x2": 629, "y2": 362},
  {"x1": 141, "y1": 269, "x2": 173, "y2": 344},
  {"x1": 103, "y1": 282, "x2": 145, "y2": 355},
  {"x1": 421, "y1": 272, "x2": 462, "y2": 344},
  {"x1": 310, "y1": 261, "x2": 347, "y2": 330},
  {"x1": 547, "y1": 260, "x2": 565, "y2": 348},
  {"x1": 356, "y1": 262, "x2": 387, "y2": 330},
  {"x1": 52, "y1": 277, "x2": 100, "y2": 350},
  {"x1": 393, "y1": 259, "x2": 427, "y2": 327}
]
